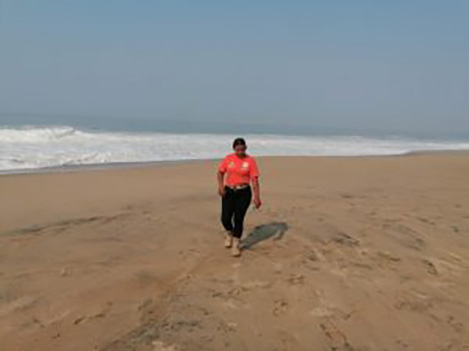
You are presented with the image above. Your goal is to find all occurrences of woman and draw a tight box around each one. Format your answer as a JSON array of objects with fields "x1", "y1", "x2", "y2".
[{"x1": 217, "y1": 138, "x2": 262, "y2": 257}]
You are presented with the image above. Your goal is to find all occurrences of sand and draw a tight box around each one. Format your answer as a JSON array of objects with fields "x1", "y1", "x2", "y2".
[{"x1": 1, "y1": 154, "x2": 468, "y2": 351}]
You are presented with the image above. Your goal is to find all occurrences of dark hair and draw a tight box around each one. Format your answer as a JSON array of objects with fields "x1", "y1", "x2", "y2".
[{"x1": 232, "y1": 137, "x2": 247, "y2": 149}]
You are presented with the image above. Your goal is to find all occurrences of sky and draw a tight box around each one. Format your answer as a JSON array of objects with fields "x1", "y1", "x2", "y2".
[{"x1": 1, "y1": 0, "x2": 468, "y2": 136}]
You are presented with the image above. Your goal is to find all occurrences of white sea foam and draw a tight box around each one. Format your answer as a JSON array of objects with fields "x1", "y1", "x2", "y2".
[{"x1": 0, "y1": 126, "x2": 468, "y2": 172}]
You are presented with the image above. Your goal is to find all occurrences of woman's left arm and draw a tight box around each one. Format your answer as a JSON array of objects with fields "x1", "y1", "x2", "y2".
[
  {"x1": 252, "y1": 177, "x2": 262, "y2": 208},
  {"x1": 250, "y1": 157, "x2": 261, "y2": 208}
]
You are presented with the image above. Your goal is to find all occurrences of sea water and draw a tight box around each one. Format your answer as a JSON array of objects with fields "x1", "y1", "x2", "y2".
[{"x1": 1, "y1": 123, "x2": 469, "y2": 173}]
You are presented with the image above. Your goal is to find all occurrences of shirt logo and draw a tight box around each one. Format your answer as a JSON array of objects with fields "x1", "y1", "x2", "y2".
[{"x1": 242, "y1": 162, "x2": 249, "y2": 169}]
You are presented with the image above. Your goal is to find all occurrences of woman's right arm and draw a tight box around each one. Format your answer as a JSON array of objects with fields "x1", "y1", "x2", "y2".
[
  {"x1": 217, "y1": 156, "x2": 227, "y2": 197},
  {"x1": 217, "y1": 171, "x2": 225, "y2": 197}
]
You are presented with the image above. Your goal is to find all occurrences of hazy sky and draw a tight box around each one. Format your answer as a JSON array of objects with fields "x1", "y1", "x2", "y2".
[{"x1": 1, "y1": 1, "x2": 468, "y2": 135}]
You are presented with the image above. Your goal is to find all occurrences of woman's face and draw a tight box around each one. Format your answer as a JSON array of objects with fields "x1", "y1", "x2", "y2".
[{"x1": 234, "y1": 144, "x2": 247, "y2": 157}]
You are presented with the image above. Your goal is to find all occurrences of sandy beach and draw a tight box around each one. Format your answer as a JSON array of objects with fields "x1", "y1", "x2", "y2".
[{"x1": 1, "y1": 154, "x2": 468, "y2": 351}]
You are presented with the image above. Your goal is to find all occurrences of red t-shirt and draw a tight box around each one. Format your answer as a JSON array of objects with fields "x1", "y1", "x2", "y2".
[{"x1": 218, "y1": 153, "x2": 260, "y2": 187}]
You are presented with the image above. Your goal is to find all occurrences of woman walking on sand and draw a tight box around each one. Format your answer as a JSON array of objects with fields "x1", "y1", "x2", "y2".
[{"x1": 217, "y1": 138, "x2": 262, "y2": 257}]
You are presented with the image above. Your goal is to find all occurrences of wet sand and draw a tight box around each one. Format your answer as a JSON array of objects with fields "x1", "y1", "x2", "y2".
[{"x1": 1, "y1": 154, "x2": 468, "y2": 351}]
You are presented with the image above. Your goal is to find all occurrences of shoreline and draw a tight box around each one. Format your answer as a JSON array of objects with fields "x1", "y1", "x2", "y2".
[{"x1": 2, "y1": 148, "x2": 469, "y2": 177}]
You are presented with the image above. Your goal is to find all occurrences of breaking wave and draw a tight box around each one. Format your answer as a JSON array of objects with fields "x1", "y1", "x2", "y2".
[{"x1": 1, "y1": 125, "x2": 468, "y2": 172}]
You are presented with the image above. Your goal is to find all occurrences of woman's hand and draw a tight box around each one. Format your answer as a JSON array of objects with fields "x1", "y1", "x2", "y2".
[
  {"x1": 218, "y1": 186, "x2": 225, "y2": 197},
  {"x1": 253, "y1": 197, "x2": 262, "y2": 209}
]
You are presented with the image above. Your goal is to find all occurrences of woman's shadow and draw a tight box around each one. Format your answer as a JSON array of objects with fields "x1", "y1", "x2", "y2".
[{"x1": 241, "y1": 222, "x2": 288, "y2": 249}]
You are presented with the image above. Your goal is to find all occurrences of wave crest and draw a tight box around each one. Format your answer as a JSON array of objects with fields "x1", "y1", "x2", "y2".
[
  {"x1": 0, "y1": 126, "x2": 79, "y2": 143},
  {"x1": 1, "y1": 125, "x2": 468, "y2": 172}
]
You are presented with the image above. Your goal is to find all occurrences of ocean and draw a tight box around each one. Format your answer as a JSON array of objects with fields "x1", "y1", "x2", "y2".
[{"x1": 1, "y1": 116, "x2": 469, "y2": 173}]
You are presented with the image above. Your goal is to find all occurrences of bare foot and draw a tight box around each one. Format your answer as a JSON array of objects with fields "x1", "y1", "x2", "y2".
[
  {"x1": 225, "y1": 233, "x2": 233, "y2": 248},
  {"x1": 231, "y1": 238, "x2": 241, "y2": 257}
]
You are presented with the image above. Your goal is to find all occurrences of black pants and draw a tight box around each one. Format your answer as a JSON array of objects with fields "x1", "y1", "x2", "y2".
[{"x1": 221, "y1": 186, "x2": 252, "y2": 239}]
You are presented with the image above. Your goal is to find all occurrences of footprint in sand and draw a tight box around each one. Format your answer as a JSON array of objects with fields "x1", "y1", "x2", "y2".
[
  {"x1": 300, "y1": 250, "x2": 321, "y2": 271},
  {"x1": 73, "y1": 303, "x2": 111, "y2": 325},
  {"x1": 217, "y1": 321, "x2": 238, "y2": 333},
  {"x1": 152, "y1": 340, "x2": 178, "y2": 351},
  {"x1": 382, "y1": 223, "x2": 426, "y2": 251},
  {"x1": 319, "y1": 320, "x2": 355, "y2": 351},
  {"x1": 277, "y1": 330, "x2": 299, "y2": 350},
  {"x1": 422, "y1": 259, "x2": 439, "y2": 275},
  {"x1": 447, "y1": 316, "x2": 464, "y2": 334},
  {"x1": 223, "y1": 298, "x2": 245, "y2": 310},
  {"x1": 394, "y1": 295, "x2": 433, "y2": 313},
  {"x1": 377, "y1": 251, "x2": 401, "y2": 263},
  {"x1": 310, "y1": 306, "x2": 352, "y2": 320},
  {"x1": 286, "y1": 274, "x2": 305, "y2": 285},
  {"x1": 272, "y1": 299, "x2": 289, "y2": 316},
  {"x1": 331, "y1": 232, "x2": 360, "y2": 247}
]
